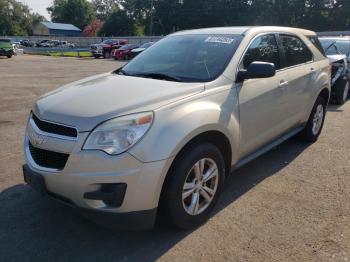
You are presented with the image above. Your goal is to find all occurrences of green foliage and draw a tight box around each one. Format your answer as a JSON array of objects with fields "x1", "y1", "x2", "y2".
[
  {"x1": 0, "y1": 0, "x2": 44, "y2": 36},
  {"x1": 121, "y1": 0, "x2": 350, "y2": 35},
  {"x1": 98, "y1": 10, "x2": 135, "y2": 36},
  {"x1": 2, "y1": 0, "x2": 350, "y2": 37},
  {"x1": 47, "y1": 0, "x2": 96, "y2": 30},
  {"x1": 92, "y1": 0, "x2": 120, "y2": 20}
]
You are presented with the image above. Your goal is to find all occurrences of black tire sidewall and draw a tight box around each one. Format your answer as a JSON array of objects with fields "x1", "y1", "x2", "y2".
[
  {"x1": 163, "y1": 143, "x2": 225, "y2": 229},
  {"x1": 333, "y1": 77, "x2": 348, "y2": 105}
]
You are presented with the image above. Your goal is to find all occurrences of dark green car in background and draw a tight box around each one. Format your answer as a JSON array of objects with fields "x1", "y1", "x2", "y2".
[{"x1": 0, "y1": 39, "x2": 14, "y2": 58}]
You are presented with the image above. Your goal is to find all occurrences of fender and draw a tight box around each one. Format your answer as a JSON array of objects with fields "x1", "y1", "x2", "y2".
[{"x1": 129, "y1": 88, "x2": 240, "y2": 165}]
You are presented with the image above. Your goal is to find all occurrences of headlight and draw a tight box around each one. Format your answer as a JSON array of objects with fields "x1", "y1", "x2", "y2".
[{"x1": 83, "y1": 112, "x2": 153, "y2": 155}]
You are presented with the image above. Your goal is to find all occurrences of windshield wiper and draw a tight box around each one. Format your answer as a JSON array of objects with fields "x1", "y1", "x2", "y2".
[
  {"x1": 115, "y1": 68, "x2": 130, "y2": 76},
  {"x1": 133, "y1": 73, "x2": 184, "y2": 82}
]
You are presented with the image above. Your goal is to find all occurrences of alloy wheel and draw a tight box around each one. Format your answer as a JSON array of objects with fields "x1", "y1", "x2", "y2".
[
  {"x1": 182, "y1": 158, "x2": 219, "y2": 216},
  {"x1": 312, "y1": 104, "x2": 324, "y2": 136}
]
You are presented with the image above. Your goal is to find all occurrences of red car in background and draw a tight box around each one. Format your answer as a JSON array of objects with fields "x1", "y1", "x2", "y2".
[
  {"x1": 112, "y1": 44, "x2": 139, "y2": 60},
  {"x1": 91, "y1": 39, "x2": 128, "y2": 58}
]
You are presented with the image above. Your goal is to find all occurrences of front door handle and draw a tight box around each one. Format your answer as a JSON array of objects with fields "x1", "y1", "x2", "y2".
[{"x1": 278, "y1": 80, "x2": 289, "y2": 89}]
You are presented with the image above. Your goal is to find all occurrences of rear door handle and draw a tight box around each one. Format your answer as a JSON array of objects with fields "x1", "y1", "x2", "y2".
[{"x1": 278, "y1": 80, "x2": 289, "y2": 89}]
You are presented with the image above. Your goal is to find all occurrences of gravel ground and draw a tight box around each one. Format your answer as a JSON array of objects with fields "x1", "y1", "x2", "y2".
[{"x1": 0, "y1": 55, "x2": 349, "y2": 262}]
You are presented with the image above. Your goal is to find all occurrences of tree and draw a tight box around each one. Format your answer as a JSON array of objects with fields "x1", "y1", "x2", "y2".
[
  {"x1": 98, "y1": 10, "x2": 135, "y2": 36},
  {"x1": 92, "y1": 0, "x2": 120, "y2": 20},
  {"x1": 83, "y1": 19, "x2": 103, "y2": 36},
  {"x1": 0, "y1": 0, "x2": 44, "y2": 36},
  {"x1": 47, "y1": 0, "x2": 96, "y2": 30}
]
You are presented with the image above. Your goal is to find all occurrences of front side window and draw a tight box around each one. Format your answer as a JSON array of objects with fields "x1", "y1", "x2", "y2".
[
  {"x1": 242, "y1": 34, "x2": 281, "y2": 69},
  {"x1": 279, "y1": 34, "x2": 313, "y2": 67},
  {"x1": 122, "y1": 34, "x2": 243, "y2": 82}
]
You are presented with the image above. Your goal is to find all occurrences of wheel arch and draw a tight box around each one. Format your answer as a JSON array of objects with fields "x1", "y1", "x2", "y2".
[{"x1": 158, "y1": 130, "x2": 233, "y2": 213}]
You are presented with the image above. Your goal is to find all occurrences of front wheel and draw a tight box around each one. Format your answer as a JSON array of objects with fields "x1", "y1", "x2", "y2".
[
  {"x1": 103, "y1": 51, "x2": 111, "y2": 59},
  {"x1": 299, "y1": 96, "x2": 326, "y2": 142},
  {"x1": 161, "y1": 143, "x2": 225, "y2": 229},
  {"x1": 7, "y1": 53, "x2": 12, "y2": 58}
]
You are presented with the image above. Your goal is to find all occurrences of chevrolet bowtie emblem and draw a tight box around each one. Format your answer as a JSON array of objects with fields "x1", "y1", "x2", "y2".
[{"x1": 30, "y1": 132, "x2": 45, "y2": 146}]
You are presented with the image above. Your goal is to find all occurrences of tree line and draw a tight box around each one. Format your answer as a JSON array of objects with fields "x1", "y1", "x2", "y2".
[{"x1": 1, "y1": 0, "x2": 350, "y2": 36}]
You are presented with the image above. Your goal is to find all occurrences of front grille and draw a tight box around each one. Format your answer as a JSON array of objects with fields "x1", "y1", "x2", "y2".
[
  {"x1": 29, "y1": 142, "x2": 69, "y2": 170},
  {"x1": 32, "y1": 114, "x2": 77, "y2": 138}
]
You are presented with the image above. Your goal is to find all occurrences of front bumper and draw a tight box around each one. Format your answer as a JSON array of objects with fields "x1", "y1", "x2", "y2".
[
  {"x1": 91, "y1": 49, "x2": 103, "y2": 55},
  {"x1": 23, "y1": 115, "x2": 172, "y2": 229},
  {"x1": 23, "y1": 164, "x2": 157, "y2": 230}
]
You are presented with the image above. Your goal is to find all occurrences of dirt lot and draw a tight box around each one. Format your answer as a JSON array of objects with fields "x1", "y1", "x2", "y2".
[{"x1": 0, "y1": 55, "x2": 349, "y2": 262}]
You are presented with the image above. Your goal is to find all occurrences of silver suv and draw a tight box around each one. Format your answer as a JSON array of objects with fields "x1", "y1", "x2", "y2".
[{"x1": 23, "y1": 27, "x2": 331, "y2": 230}]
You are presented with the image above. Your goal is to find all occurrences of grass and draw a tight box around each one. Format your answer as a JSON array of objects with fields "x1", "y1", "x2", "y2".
[
  {"x1": 50, "y1": 51, "x2": 92, "y2": 57},
  {"x1": 25, "y1": 51, "x2": 92, "y2": 57}
]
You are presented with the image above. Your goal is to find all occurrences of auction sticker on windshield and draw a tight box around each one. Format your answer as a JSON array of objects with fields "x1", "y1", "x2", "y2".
[{"x1": 205, "y1": 36, "x2": 235, "y2": 44}]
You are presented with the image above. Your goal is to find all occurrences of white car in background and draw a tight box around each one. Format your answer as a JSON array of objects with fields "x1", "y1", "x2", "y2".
[{"x1": 130, "y1": 42, "x2": 154, "y2": 58}]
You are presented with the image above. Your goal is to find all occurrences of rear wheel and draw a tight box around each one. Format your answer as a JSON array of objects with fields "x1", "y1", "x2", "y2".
[
  {"x1": 93, "y1": 55, "x2": 100, "y2": 59},
  {"x1": 299, "y1": 96, "x2": 326, "y2": 142},
  {"x1": 161, "y1": 143, "x2": 225, "y2": 229},
  {"x1": 332, "y1": 78, "x2": 349, "y2": 105}
]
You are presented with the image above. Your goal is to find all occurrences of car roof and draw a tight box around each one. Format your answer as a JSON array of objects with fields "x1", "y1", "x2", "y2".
[{"x1": 171, "y1": 26, "x2": 316, "y2": 36}]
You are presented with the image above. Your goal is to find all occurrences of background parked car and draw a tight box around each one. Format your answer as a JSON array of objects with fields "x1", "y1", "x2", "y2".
[
  {"x1": 112, "y1": 44, "x2": 139, "y2": 60},
  {"x1": 90, "y1": 39, "x2": 128, "y2": 59},
  {"x1": 20, "y1": 39, "x2": 34, "y2": 47},
  {"x1": 0, "y1": 38, "x2": 14, "y2": 58},
  {"x1": 320, "y1": 37, "x2": 350, "y2": 65},
  {"x1": 41, "y1": 40, "x2": 59, "y2": 48},
  {"x1": 130, "y1": 42, "x2": 154, "y2": 58},
  {"x1": 57, "y1": 41, "x2": 75, "y2": 48},
  {"x1": 36, "y1": 39, "x2": 51, "y2": 47},
  {"x1": 320, "y1": 38, "x2": 350, "y2": 104}
]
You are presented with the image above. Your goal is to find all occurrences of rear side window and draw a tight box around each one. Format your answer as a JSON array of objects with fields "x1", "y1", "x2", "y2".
[
  {"x1": 242, "y1": 34, "x2": 281, "y2": 69},
  {"x1": 307, "y1": 36, "x2": 326, "y2": 56},
  {"x1": 279, "y1": 34, "x2": 313, "y2": 67}
]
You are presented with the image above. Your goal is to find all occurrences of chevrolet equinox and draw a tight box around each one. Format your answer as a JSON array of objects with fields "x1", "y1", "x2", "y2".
[{"x1": 23, "y1": 27, "x2": 331, "y2": 229}]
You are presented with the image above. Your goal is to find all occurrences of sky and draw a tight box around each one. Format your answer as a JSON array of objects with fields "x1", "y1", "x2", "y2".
[{"x1": 19, "y1": 0, "x2": 53, "y2": 20}]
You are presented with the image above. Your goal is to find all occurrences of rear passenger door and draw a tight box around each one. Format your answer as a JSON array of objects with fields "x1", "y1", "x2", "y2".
[
  {"x1": 237, "y1": 34, "x2": 291, "y2": 158},
  {"x1": 277, "y1": 34, "x2": 317, "y2": 124}
]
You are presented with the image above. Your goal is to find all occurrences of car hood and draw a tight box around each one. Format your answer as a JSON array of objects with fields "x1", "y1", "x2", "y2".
[
  {"x1": 132, "y1": 47, "x2": 146, "y2": 53},
  {"x1": 33, "y1": 73, "x2": 204, "y2": 131},
  {"x1": 328, "y1": 54, "x2": 347, "y2": 63}
]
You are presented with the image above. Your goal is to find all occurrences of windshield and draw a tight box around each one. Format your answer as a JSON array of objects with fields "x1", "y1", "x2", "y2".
[
  {"x1": 122, "y1": 34, "x2": 242, "y2": 82},
  {"x1": 140, "y1": 42, "x2": 153, "y2": 48},
  {"x1": 120, "y1": 44, "x2": 134, "y2": 50},
  {"x1": 102, "y1": 39, "x2": 115, "y2": 45},
  {"x1": 320, "y1": 39, "x2": 350, "y2": 56}
]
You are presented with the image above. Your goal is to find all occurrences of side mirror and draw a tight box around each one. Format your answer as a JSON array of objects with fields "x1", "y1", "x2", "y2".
[{"x1": 236, "y1": 62, "x2": 276, "y2": 82}]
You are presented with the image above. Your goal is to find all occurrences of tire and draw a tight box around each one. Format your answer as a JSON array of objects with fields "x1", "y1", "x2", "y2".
[
  {"x1": 299, "y1": 96, "x2": 327, "y2": 142},
  {"x1": 103, "y1": 51, "x2": 111, "y2": 59},
  {"x1": 161, "y1": 143, "x2": 225, "y2": 229},
  {"x1": 332, "y1": 77, "x2": 349, "y2": 105},
  {"x1": 7, "y1": 53, "x2": 12, "y2": 58},
  {"x1": 93, "y1": 55, "x2": 100, "y2": 59}
]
